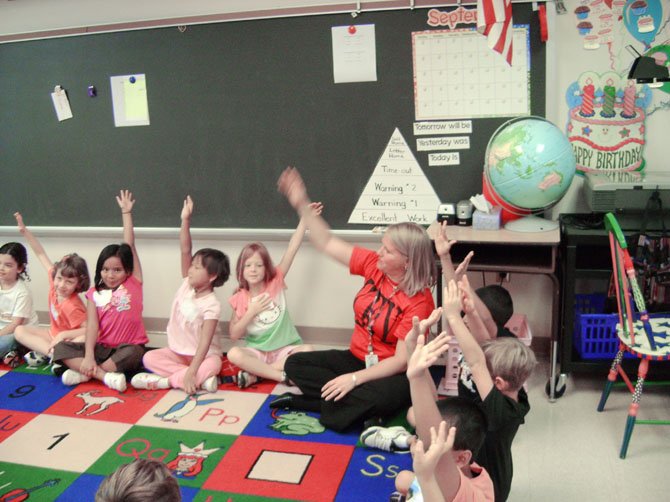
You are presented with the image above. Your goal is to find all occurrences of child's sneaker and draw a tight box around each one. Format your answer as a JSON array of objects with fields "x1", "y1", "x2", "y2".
[
  {"x1": 103, "y1": 372, "x2": 127, "y2": 392},
  {"x1": 50, "y1": 362, "x2": 66, "y2": 376},
  {"x1": 237, "y1": 370, "x2": 259, "y2": 389},
  {"x1": 201, "y1": 375, "x2": 219, "y2": 393},
  {"x1": 62, "y1": 369, "x2": 90, "y2": 386},
  {"x1": 24, "y1": 351, "x2": 49, "y2": 367},
  {"x1": 360, "y1": 426, "x2": 413, "y2": 453},
  {"x1": 2, "y1": 350, "x2": 21, "y2": 368},
  {"x1": 131, "y1": 372, "x2": 169, "y2": 390}
]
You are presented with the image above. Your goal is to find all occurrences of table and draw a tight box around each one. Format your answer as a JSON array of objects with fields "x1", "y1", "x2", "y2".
[{"x1": 428, "y1": 222, "x2": 562, "y2": 400}]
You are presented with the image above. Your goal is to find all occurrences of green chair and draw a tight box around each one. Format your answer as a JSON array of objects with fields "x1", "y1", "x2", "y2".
[{"x1": 597, "y1": 212, "x2": 670, "y2": 458}]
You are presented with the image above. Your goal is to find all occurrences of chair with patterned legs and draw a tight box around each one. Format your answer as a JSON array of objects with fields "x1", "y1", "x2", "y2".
[{"x1": 597, "y1": 212, "x2": 670, "y2": 459}]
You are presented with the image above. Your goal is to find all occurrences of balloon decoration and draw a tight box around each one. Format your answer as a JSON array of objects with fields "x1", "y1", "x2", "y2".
[{"x1": 622, "y1": 0, "x2": 665, "y2": 50}]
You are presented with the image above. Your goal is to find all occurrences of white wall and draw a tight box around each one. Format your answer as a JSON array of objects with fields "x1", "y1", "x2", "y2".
[
  {"x1": 0, "y1": 226, "x2": 555, "y2": 347},
  {"x1": 0, "y1": 228, "x2": 366, "y2": 337}
]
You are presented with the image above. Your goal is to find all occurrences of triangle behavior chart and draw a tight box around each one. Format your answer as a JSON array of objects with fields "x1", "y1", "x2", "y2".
[{"x1": 349, "y1": 128, "x2": 441, "y2": 226}]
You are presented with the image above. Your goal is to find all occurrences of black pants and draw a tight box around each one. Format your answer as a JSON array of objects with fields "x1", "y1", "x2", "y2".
[{"x1": 284, "y1": 349, "x2": 411, "y2": 432}]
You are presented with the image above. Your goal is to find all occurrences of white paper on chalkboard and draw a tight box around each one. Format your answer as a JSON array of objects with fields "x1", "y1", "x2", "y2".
[
  {"x1": 332, "y1": 24, "x2": 377, "y2": 84},
  {"x1": 349, "y1": 128, "x2": 441, "y2": 226},
  {"x1": 50, "y1": 85, "x2": 73, "y2": 121}
]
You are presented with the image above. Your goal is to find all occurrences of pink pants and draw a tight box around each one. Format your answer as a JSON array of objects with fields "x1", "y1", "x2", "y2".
[{"x1": 143, "y1": 347, "x2": 222, "y2": 390}]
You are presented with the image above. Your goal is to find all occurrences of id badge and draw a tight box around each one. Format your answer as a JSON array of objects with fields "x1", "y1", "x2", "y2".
[{"x1": 365, "y1": 353, "x2": 379, "y2": 368}]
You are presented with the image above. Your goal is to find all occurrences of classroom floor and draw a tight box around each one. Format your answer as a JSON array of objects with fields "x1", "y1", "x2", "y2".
[
  {"x1": 510, "y1": 360, "x2": 670, "y2": 502},
  {"x1": 0, "y1": 354, "x2": 668, "y2": 501}
]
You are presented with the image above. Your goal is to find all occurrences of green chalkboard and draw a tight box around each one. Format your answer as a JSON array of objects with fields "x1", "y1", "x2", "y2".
[{"x1": 0, "y1": 5, "x2": 544, "y2": 229}]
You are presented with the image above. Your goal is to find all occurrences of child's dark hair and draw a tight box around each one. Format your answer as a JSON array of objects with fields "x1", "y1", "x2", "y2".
[
  {"x1": 476, "y1": 285, "x2": 513, "y2": 327},
  {"x1": 437, "y1": 396, "x2": 488, "y2": 457},
  {"x1": 52, "y1": 253, "x2": 91, "y2": 293},
  {"x1": 235, "y1": 242, "x2": 276, "y2": 291},
  {"x1": 95, "y1": 244, "x2": 134, "y2": 291},
  {"x1": 0, "y1": 242, "x2": 30, "y2": 281},
  {"x1": 193, "y1": 248, "x2": 230, "y2": 288}
]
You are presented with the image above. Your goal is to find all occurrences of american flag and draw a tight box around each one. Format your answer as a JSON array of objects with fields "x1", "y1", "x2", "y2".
[{"x1": 477, "y1": 0, "x2": 514, "y2": 65}]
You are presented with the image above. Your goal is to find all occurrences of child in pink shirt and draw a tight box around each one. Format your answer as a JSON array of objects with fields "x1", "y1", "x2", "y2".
[
  {"x1": 53, "y1": 190, "x2": 148, "y2": 392},
  {"x1": 131, "y1": 196, "x2": 230, "y2": 394}
]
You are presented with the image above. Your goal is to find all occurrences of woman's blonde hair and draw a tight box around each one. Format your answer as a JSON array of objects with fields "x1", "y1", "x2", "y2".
[
  {"x1": 482, "y1": 337, "x2": 537, "y2": 391},
  {"x1": 385, "y1": 222, "x2": 436, "y2": 297}
]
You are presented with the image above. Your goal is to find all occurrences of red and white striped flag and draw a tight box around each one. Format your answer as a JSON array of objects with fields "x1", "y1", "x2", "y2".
[{"x1": 477, "y1": 0, "x2": 514, "y2": 65}]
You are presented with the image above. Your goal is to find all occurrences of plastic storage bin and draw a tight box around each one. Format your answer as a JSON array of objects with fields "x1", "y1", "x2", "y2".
[
  {"x1": 573, "y1": 293, "x2": 628, "y2": 360},
  {"x1": 438, "y1": 313, "x2": 532, "y2": 396}
]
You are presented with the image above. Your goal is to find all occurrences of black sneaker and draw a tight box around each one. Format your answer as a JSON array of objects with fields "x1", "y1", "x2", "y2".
[
  {"x1": 237, "y1": 370, "x2": 259, "y2": 389},
  {"x1": 269, "y1": 392, "x2": 295, "y2": 409},
  {"x1": 51, "y1": 362, "x2": 66, "y2": 377}
]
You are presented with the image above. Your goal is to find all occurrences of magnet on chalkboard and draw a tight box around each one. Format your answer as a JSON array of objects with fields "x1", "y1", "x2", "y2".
[
  {"x1": 348, "y1": 25, "x2": 357, "y2": 34},
  {"x1": 87, "y1": 85, "x2": 97, "y2": 97},
  {"x1": 129, "y1": 76, "x2": 136, "y2": 84}
]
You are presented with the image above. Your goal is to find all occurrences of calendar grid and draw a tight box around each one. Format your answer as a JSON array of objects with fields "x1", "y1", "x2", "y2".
[{"x1": 413, "y1": 27, "x2": 530, "y2": 120}]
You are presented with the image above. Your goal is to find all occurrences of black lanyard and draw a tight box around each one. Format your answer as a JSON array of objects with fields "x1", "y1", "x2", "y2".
[{"x1": 365, "y1": 286, "x2": 398, "y2": 354}]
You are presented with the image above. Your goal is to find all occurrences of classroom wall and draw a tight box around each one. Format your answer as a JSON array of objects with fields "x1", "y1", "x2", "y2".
[
  {"x1": 0, "y1": 2, "x2": 553, "y2": 348},
  {"x1": 548, "y1": 0, "x2": 669, "y2": 216}
]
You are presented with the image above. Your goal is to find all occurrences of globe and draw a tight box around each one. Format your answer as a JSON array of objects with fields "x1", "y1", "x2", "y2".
[{"x1": 484, "y1": 116, "x2": 576, "y2": 232}]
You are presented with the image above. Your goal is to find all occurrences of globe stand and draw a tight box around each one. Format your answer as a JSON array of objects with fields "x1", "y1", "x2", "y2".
[{"x1": 504, "y1": 215, "x2": 559, "y2": 232}]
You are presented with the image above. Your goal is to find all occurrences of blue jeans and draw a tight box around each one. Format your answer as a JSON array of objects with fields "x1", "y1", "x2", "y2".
[{"x1": 0, "y1": 333, "x2": 17, "y2": 356}]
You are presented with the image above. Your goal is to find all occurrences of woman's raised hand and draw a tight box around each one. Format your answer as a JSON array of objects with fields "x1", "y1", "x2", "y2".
[{"x1": 278, "y1": 167, "x2": 309, "y2": 210}]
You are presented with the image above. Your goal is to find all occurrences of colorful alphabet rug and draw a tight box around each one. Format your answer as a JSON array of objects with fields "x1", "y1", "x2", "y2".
[{"x1": 0, "y1": 362, "x2": 412, "y2": 501}]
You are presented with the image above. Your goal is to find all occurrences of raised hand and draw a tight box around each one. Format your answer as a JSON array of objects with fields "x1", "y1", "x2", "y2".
[
  {"x1": 307, "y1": 201, "x2": 323, "y2": 217},
  {"x1": 14, "y1": 212, "x2": 26, "y2": 233},
  {"x1": 406, "y1": 331, "x2": 451, "y2": 380},
  {"x1": 442, "y1": 280, "x2": 462, "y2": 320},
  {"x1": 412, "y1": 421, "x2": 456, "y2": 480},
  {"x1": 459, "y1": 275, "x2": 476, "y2": 315},
  {"x1": 277, "y1": 167, "x2": 309, "y2": 210},
  {"x1": 434, "y1": 221, "x2": 457, "y2": 258},
  {"x1": 454, "y1": 250, "x2": 474, "y2": 282},
  {"x1": 405, "y1": 308, "x2": 442, "y2": 360},
  {"x1": 181, "y1": 195, "x2": 194, "y2": 221},
  {"x1": 116, "y1": 189, "x2": 135, "y2": 213}
]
